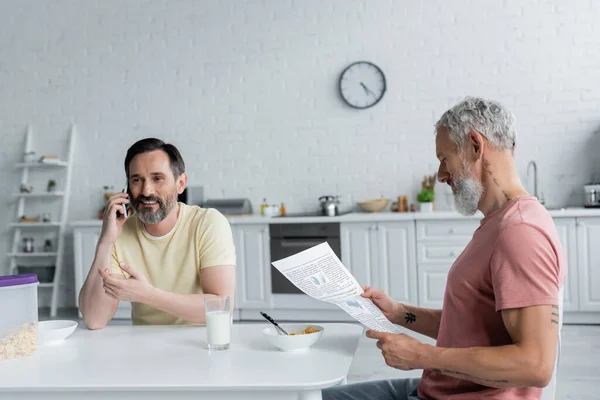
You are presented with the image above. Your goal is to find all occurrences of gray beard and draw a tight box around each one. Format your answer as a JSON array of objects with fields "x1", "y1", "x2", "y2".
[
  {"x1": 453, "y1": 176, "x2": 484, "y2": 216},
  {"x1": 136, "y1": 194, "x2": 178, "y2": 224}
]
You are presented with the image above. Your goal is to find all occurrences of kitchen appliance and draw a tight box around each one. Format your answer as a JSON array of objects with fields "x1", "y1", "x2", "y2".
[
  {"x1": 202, "y1": 198, "x2": 253, "y2": 215},
  {"x1": 269, "y1": 223, "x2": 341, "y2": 294},
  {"x1": 319, "y1": 195, "x2": 341, "y2": 216},
  {"x1": 584, "y1": 184, "x2": 600, "y2": 208}
]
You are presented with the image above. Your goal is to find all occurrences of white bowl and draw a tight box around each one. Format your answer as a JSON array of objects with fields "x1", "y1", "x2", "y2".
[
  {"x1": 262, "y1": 324, "x2": 324, "y2": 352},
  {"x1": 37, "y1": 320, "x2": 78, "y2": 345}
]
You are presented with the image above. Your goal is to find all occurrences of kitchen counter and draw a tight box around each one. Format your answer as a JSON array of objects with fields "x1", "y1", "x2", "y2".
[{"x1": 70, "y1": 207, "x2": 600, "y2": 227}]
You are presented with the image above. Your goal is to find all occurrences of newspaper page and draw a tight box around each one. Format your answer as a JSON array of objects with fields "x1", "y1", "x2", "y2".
[{"x1": 271, "y1": 242, "x2": 401, "y2": 334}]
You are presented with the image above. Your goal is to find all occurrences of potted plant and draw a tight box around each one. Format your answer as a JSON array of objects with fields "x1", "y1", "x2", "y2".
[
  {"x1": 417, "y1": 174, "x2": 436, "y2": 213},
  {"x1": 47, "y1": 180, "x2": 56, "y2": 193}
]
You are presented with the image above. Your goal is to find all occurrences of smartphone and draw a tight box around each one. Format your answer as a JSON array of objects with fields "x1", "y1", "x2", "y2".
[{"x1": 120, "y1": 183, "x2": 128, "y2": 217}]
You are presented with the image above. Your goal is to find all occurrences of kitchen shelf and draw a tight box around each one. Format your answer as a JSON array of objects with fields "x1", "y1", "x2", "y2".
[
  {"x1": 9, "y1": 125, "x2": 75, "y2": 318},
  {"x1": 13, "y1": 192, "x2": 66, "y2": 198},
  {"x1": 10, "y1": 222, "x2": 61, "y2": 228},
  {"x1": 8, "y1": 252, "x2": 58, "y2": 257},
  {"x1": 15, "y1": 161, "x2": 69, "y2": 168}
]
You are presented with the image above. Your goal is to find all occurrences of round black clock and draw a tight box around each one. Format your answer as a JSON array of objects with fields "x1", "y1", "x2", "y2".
[{"x1": 339, "y1": 61, "x2": 386, "y2": 109}]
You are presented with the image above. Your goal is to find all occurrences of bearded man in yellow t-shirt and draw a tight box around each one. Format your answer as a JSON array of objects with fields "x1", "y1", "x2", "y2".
[{"x1": 79, "y1": 138, "x2": 236, "y2": 328}]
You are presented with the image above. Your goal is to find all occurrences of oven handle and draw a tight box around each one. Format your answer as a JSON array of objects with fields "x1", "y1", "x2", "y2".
[{"x1": 278, "y1": 239, "x2": 328, "y2": 247}]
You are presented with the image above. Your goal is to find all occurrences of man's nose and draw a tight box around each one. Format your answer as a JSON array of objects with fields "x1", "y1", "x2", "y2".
[
  {"x1": 437, "y1": 167, "x2": 449, "y2": 183},
  {"x1": 141, "y1": 182, "x2": 155, "y2": 197}
]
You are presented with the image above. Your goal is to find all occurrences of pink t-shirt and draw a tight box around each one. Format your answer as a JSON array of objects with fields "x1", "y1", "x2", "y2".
[{"x1": 418, "y1": 196, "x2": 567, "y2": 400}]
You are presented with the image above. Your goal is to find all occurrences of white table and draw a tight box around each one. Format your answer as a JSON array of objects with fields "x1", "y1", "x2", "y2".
[{"x1": 0, "y1": 323, "x2": 363, "y2": 400}]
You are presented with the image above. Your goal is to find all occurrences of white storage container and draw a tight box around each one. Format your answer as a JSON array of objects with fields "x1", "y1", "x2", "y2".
[{"x1": 0, "y1": 274, "x2": 39, "y2": 361}]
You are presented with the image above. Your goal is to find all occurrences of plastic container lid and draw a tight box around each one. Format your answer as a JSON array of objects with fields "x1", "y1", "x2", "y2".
[{"x1": 0, "y1": 274, "x2": 39, "y2": 288}]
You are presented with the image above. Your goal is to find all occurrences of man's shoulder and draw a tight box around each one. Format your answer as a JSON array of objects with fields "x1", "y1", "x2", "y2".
[
  {"x1": 493, "y1": 197, "x2": 554, "y2": 236},
  {"x1": 180, "y1": 203, "x2": 230, "y2": 230}
]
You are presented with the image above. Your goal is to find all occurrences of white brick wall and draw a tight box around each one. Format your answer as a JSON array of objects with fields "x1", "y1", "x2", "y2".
[{"x1": 1, "y1": 0, "x2": 599, "y2": 307}]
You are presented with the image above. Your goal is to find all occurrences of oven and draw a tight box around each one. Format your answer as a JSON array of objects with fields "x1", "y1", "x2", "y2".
[{"x1": 269, "y1": 222, "x2": 341, "y2": 301}]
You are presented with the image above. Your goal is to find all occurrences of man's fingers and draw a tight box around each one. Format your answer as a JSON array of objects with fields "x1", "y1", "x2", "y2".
[
  {"x1": 103, "y1": 285, "x2": 118, "y2": 299},
  {"x1": 366, "y1": 330, "x2": 387, "y2": 340},
  {"x1": 107, "y1": 192, "x2": 129, "y2": 203},
  {"x1": 108, "y1": 203, "x2": 126, "y2": 219},
  {"x1": 102, "y1": 270, "x2": 125, "y2": 286},
  {"x1": 119, "y1": 262, "x2": 138, "y2": 278},
  {"x1": 106, "y1": 197, "x2": 130, "y2": 210}
]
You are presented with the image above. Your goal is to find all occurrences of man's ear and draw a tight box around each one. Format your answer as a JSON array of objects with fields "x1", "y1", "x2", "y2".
[
  {"x1": 468, "y1": 130, "x2": 485, "y2": 161},
  {"x1": 177, "y1": 173, "x2": 188, "y2": 195}
]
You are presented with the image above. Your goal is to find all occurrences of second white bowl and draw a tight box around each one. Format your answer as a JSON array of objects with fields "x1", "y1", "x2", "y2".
[{"x1": 262, "y1": 324, "x2": 324, "y2": 352}]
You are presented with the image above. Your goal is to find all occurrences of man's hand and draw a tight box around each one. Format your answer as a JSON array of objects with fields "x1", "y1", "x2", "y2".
[
  {"x1": 99, "y1": 263, "x2": 155, "y2": 303},
  {"x1": 367, "y1": 330, "x2": 430, "y2": 371},
  {"x1": 99, "y1": 192, "x2": 130, "y2": 247},
  {"x1": 361, "y1": 285, "x2": 401, "y2": 324}
]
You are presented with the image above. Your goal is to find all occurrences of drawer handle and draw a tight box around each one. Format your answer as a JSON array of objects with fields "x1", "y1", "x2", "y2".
[{"x1": 449, "y1": 228, "x2": 456, "y2": 234}]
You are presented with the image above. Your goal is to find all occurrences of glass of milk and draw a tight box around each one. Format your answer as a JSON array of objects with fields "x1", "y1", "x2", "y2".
[{"x1": 204, "y1": 296, "x2": 231, "y2": 351}]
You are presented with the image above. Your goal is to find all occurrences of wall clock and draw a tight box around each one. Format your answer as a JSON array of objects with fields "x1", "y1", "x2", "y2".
[{"x1": 339, "y1": 61, "x2": 386, "y2": 109}]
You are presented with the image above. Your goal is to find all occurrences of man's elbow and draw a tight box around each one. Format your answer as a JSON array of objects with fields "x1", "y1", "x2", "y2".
[
  {"x1": 528, "y1": 361, "x2": 555, "y2": 388},
  {"x1": 82, "y1": 315, "x2": 108, "y2": 330}
]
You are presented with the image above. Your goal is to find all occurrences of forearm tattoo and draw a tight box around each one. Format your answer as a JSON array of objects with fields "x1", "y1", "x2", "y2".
[
  {"x1": 551, "y1": 305, "x2": 559, "y2": 325},
  {"x1": 431, "y1": 368, "x2": 509, "y2": 384}
]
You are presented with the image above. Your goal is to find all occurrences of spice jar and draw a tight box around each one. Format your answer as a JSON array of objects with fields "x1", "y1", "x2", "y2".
[{"x1": 22, "y1": 238, "x2": 34, "y2": 253}]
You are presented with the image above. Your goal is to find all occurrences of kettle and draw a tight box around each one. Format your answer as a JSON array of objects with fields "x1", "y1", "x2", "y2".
[{"x1": 319, "y1": 195, "x2": 341, "y2": 216}]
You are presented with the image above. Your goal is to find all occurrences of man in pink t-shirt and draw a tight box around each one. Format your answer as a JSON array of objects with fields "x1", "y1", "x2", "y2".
[{"x1": 323, "y1": 97, "x2": 566, "y2": 400}]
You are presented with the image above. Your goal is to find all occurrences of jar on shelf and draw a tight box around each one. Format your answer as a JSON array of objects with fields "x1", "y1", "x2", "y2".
[
  {"x1": 43, "y1": 239, "x2": 53, "y2": 253},
  {"x1": 22, "y1": 237, "x2": 34, "y2": 253}
]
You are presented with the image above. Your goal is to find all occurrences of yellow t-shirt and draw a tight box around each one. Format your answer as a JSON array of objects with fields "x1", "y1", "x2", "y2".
[{"x1": 111, "y1": 203, "x2": 236, "y2": 325}]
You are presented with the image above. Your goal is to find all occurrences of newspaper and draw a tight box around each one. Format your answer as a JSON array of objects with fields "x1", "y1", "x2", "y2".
[{"x1": 271, "y1": 242, "x2": 402, "y2": 334}]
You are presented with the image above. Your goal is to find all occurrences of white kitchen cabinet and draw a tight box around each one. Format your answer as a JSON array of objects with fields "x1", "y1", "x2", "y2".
[
  {"x1": 231, "y1": 224, "x2": 272, "y2": 310},
  {"x1": 340, "y1": 222, "x2": 377, "y2": 287},
  {"x1": 577, "y1": 217, "x2": 600, "y2": 311},
  {"x1": 73, "y1": 225, "x2": 131, "y2": 319},
  {"x1": 377, "y1": 222, "x2": 418, "y2": 305},
  {"x1": 553, "y1": 218, "x2": 579, "y2": 311},
  {"x1": 341, "y1": 221, "x2": 417, "y2": 305}
]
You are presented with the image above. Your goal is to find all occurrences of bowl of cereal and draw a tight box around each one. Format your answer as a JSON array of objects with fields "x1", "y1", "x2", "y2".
[{"x1": 262, "y1": 324, "x2": 324, "y2": 352}]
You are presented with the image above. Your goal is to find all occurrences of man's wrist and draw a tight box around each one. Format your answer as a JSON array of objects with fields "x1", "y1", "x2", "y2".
[
  {"x1": 419, "y1": 343, "x2": 440, "y2": 370},
  {"x1": 395, "y1": 302, "x2": 407, "y2": 325},
  {"x1": 140, "y1": 285, "x2": 161, "y2": 307}
]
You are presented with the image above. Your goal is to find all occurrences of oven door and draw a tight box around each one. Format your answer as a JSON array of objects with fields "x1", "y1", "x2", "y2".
[{"x1": 270, "y1": 238, "x2": 341, "y2": 294}]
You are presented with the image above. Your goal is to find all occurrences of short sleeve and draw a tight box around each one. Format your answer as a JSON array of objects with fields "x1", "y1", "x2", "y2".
[
  {"x1": 490, "y1": 223, "x2": 560, "y2": 311},
  {"x1": 197, "y1": 209, "x2": 236, "y2": 269},
  {"x1": 111, "y1": 244, "x2": 131, "y2": 278}
]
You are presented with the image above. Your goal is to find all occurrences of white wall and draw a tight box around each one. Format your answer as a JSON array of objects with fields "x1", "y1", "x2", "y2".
[{"x1": 1, "y1": 0, "x2": 600, "y2": 307}]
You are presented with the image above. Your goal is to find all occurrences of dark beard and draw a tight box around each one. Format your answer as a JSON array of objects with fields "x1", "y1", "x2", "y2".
[{"x1": 133, "y1": 193, "x2": 178, "y2": 224}]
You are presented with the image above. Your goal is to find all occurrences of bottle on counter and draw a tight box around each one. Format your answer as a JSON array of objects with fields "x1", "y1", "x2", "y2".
[
  {"x1": 260, "y1": 198, "x2": 268, "y2": 216},
  {"x1": 279, "y1": 202, "x2": 286, "y2": 216}
]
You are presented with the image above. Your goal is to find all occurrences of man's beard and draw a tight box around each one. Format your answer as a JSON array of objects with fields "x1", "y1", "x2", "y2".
[
  {"x1": 452, "y1": 160, "x2": 484, "y2": 216},
  {"x1": 133, "y1": 192, "x2": 178, "y2": 224}
]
